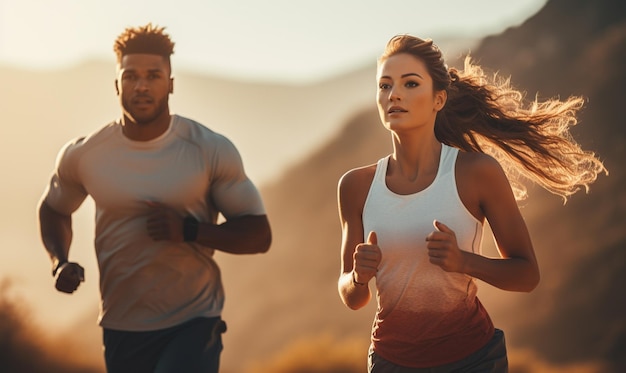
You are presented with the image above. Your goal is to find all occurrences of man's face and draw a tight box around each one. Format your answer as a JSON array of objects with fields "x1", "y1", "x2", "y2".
[{"x1": 115, "y1": 54, "x2": 173, "y2": 125}]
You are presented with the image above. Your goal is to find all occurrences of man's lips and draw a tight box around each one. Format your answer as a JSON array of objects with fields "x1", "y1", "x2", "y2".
[
  {"x1": 132, "y1": 96, "x2": 154, "y2": 105},
  {"x1": 388, "y1": 106, "x2": 407, "y2": 114}
]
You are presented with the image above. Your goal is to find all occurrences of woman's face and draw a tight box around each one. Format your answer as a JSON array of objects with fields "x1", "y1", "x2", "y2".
[{"x1": 376, "y1": 53, "x2": 445, "y2": 133}]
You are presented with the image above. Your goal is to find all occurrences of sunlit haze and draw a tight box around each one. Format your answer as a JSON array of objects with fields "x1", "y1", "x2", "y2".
[
  {"x1": 12, "y1": 1, "x2": 620, "y2": 372},
  {"x1": 1, "y1": 0, "x2": 549, "y2": 335},
  {"x1": 1, "y1": 0, "x2": 547, "y2": 83}
]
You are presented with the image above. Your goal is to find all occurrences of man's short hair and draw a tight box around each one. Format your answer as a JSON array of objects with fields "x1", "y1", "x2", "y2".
[{"x1": 113, "y1": 23, "x2": 175, "y2": 65}]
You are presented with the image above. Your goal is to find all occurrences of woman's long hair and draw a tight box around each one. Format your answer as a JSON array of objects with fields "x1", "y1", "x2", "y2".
[{"x1": 380, "y1": 35, "x2": 607, "y2": 201}]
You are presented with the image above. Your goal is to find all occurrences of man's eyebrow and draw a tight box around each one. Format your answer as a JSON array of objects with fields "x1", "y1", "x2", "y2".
[{"x1": 121, "y1": 67, "x2": 165, "y2": 73}]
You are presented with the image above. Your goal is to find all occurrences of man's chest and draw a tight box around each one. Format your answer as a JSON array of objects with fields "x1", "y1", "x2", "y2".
[{"x1": 79, "y1": 145, "x2": 210, "y2": 209}]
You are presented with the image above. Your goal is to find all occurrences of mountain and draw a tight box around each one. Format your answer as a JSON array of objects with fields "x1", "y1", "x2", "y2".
[
  {"x1": 473, "y1": 0, "x2": 626, "y2": 369},
  {"x1": 0, "y1": 58, "x2": 376, "y2": 188}
]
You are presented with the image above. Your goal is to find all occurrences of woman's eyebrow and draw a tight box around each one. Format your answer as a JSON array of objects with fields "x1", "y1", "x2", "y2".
[
  {"x1": 379, "y1": 72, "x2": 424, "y2": 80},
  {"x1": 402, "y1": 73, "x2": 423, "y2": 79}
]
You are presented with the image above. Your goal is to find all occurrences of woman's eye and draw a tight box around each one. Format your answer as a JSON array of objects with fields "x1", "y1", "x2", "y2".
[
  {"x1": 406, "y1": 81, "x2": 419, "y2": 88},
  {"x1": 379, "y1": 83, "x2": 391, "y2": 90}
]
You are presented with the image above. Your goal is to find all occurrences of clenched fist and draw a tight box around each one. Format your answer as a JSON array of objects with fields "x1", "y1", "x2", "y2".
[
  {"x1": 352, "y1": 231, "x2": 382, "y2": 285},
  {"x1": 55, "y1": 262, "x2": 85, "y2": 294}
]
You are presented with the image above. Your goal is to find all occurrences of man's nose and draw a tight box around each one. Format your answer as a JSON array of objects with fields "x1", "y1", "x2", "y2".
[{"x1": 134, "y1": 78, "x2": 149, "y2": 91}]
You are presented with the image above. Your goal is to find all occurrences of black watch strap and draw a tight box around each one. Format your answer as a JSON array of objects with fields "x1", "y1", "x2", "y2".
[
  {"x1": 52, "y1": 260, "x2": 68, "y2": 277},
  {"x1": 183, "y1": 216, "x2": 199, "y2": 242}
]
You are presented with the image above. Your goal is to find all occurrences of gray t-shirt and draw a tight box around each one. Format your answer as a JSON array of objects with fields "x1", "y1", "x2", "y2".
[{"x1": 43, "y1": 114, "x2": 266, "y2": 331}]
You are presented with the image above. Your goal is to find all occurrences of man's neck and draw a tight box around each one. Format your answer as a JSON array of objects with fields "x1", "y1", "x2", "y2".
[{"x1": 121, "y1": 114, "x2": 172, "y2": 141}]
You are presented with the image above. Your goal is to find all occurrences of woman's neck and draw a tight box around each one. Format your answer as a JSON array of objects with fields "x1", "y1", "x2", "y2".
[{"x1": 390, "y1": 131, "x2": 441, "y2": 181}]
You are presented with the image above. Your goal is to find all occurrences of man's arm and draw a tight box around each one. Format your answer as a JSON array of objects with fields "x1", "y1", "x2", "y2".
[
  {"x1": 145, "y1": 202, "x2": 272, "y2": 255},
  {"x1": 195, "y1": 214, "x2": 271, "y2": 254},
  {"x1": 143, "y1": 134, "x2": 272, "y2": 254},
  {"x1": 38, "y1": 199, "x2": 84, "y2": 293},
  {"x1": 202, "y1": 136, "x2": 271, "y2": 254},
  {"x1": 38, "y1": 199, "x2": 72, "y2": 270}
]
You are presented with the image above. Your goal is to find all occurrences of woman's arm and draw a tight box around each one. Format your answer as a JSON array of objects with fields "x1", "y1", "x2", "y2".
[
  {"x1": 337, "y1": 166, "x2": 381, "y2": 310},
  {"x1": 427, "y1": 153, "x2": 539, "y2": 292}
]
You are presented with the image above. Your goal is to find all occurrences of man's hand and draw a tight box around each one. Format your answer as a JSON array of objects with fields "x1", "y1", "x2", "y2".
[
  {"x1": 55, "y1": 262, "x2": 85, "y2": 294},
  {"x1": 145, "y1": 201, "x2": 184, "y2": 242}
]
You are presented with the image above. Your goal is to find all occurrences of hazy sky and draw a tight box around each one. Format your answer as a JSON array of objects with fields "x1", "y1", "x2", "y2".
[{"x1": 1, "y1": 0, "x2": 547, "y2": 83}]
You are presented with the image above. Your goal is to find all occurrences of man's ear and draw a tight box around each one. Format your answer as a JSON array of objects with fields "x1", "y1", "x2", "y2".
[
  {"x1": 169, "y1": 77, "x2": 174, "y2": 94},
  {"x1": 114, "y1": 80, "x2": 120, "y2": 96}
]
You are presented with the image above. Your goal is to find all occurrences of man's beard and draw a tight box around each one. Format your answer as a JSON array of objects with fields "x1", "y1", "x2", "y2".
[{"x1": 122, "y1": 95, "x2": 169, "y2": 125}]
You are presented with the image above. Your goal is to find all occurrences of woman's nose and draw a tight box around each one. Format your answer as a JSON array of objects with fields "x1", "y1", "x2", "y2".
[{"x1": 388, "y1": 87, "x2": 401, "y2": 101}]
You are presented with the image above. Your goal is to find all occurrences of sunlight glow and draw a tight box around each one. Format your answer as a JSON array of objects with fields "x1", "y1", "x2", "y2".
[{"x1": 0, "y1": 0, "x2": 547, "y2": 83}]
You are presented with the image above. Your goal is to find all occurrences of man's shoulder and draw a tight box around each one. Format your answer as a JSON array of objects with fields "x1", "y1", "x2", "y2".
[
  {"x1": 172, "y1": 115, "x2": 234, "y2": 148},
  {"x1": 61, "y1": 120, "x2": 119, "y2": 155}
]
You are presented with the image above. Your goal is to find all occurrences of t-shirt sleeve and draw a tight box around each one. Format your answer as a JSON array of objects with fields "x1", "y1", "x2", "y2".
[
  {"x1": 209, "y1": 136, "x2": 266, "y2": 219},
  {"x1": 43, "y1": 139, "x2": 88, "y2": 215}
]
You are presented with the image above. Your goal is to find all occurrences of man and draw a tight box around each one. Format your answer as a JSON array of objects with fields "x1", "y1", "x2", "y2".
[{"x1": 38, "y1": 23, "x2": 271, "y2": 373}]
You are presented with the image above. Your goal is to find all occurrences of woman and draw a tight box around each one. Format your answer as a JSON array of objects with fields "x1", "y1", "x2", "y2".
[{"x1": 337, "y1": 35, "x2": 606, "y2": 372}]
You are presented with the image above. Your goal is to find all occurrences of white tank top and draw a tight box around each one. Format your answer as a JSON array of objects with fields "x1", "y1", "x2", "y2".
[{"x1": 362, "y1": 144, "x2": 493, "y2": 367}]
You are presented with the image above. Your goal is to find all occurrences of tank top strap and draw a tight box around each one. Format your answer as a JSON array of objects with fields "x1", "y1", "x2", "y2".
[
  {"x1": 439, "y1": 144, "x2": 459, "y2": 176},
  {"x1": 370, "y1": 155, "x2": 389, "y2": 185}
]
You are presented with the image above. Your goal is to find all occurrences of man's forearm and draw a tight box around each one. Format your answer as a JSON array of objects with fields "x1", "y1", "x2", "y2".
[
  {"x1": 195, "y1": 214, "x2": 271, "y2": 254},
  {"x1": 38, "y1": 200, "x2": 73, "y2": 269}
]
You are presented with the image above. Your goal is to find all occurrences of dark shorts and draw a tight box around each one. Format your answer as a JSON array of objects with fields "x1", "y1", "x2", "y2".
[
  {"x1": 368, "y1": 328, "x2": 508, "y2": 373},
  {"x1": 103, "y1": 317, "x2": 226, "y2": 373}
]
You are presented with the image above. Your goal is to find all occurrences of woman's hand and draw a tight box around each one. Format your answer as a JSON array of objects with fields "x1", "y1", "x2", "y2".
[
  {"x1": 426, "y1": 220, "x2": 466, "y2": 273},
  {"x1": 353, "y1": 231, "x2": 382, "y2": 284}
]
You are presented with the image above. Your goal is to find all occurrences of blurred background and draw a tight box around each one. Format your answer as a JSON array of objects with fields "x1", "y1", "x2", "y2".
[{"x1": 1, "y1": 0, "x2": 624, "y2": 372}]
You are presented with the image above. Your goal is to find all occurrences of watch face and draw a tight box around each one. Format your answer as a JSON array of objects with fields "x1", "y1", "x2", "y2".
[{"x1": 184, "y1": 216, "x2": 199, "y2": 242}]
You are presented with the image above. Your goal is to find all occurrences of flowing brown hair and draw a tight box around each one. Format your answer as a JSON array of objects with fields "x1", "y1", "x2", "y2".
[{"x1": 380, "y1": 34, "x2": 607, "y2": 201}]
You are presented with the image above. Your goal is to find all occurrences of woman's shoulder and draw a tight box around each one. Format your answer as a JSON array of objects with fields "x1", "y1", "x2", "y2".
[
  {"x1": 339, "y1": 163, "x2": 378, "y2": 190},
  {"x1": 456, "y1": 150, "x2": 504, "y2": 178},
  {"x1": 338, "y1": 162, "x2": 381, "y2": 213},
  {"x1": 456, "y1": 150, "x2": 512, "y2": 221}
]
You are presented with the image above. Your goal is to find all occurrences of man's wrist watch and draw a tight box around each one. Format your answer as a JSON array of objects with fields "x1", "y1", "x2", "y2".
[
  {"x1": 183, "y1": 216, "x2": 199, "y2": 242},
  {"x1": 52, "y1": 260, "x2": 68, "y2": 277}
]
